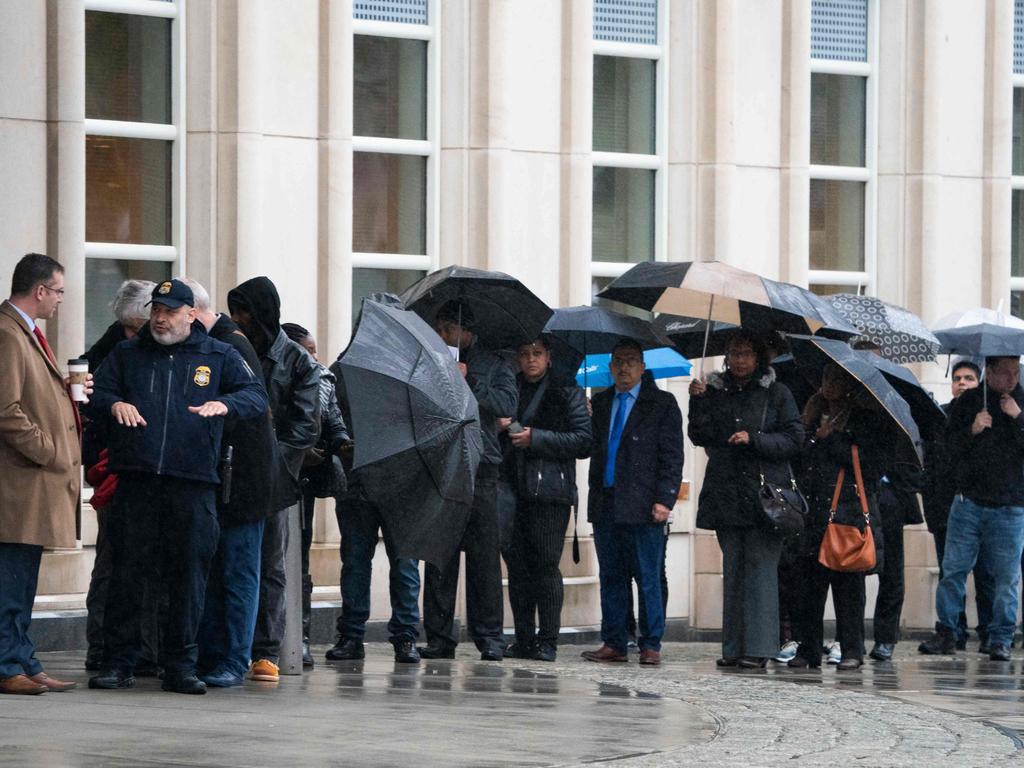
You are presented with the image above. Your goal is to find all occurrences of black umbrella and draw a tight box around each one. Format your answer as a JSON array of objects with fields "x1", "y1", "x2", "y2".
[
  {"x1": 933, "y1": 323, "x2": 1024, "y2": 359},
  {"x1": 652, "y1": 315, "x2": 740, "y2": 358},
  {"x1": 400, "y1": 265, "x2": 553, "y2": 350},
  {"x1": 544, "y1": 305, "x2": 669, "y2": 353},
  {"x1": 856, "y1": 351, "x2": 947, "y2": 442},
  {"x1": 787, "y1": 335, "x2": 922, "y2": 463},
  {"x1": 826, "y1": 294, "x2": 940, "y2": 364},
  {"x1": 338, "y1": 298, "x2": 483, "y2": 569}
]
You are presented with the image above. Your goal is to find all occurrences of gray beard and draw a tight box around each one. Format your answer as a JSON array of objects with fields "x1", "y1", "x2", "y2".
[{"x1": 152, "y1": 325, "x2": 190, "y2": 346}]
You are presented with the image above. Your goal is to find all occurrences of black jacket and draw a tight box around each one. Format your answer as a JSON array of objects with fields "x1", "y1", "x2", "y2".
[
  {"x1": 301, "y1": 365, "x2": 351, "y2": 499},
  {"x1": 227, "y1": 277, "x2": 321, "y2": 483},
  {"x1": 922, "y1": 401, "x2": 955, "y2": 532},
  {"x1": 464, "y1": 340, "x2": 518, "y2": 466},
  {"x1": 87, "y1": 322, "x2": 268, "y2": 484},
  {"x1": 588, "y1": 377, "x2": 683, "y2": 525},
  {"x1": 505, "y1": 373, "x2": 592, "y2": 506},
  {"x1": 84, "y1": 321, "x2": 130, "y2": 373},
  {"x1": 947, "y1": 383, "x2": 1024, "y2": 508},
  {"x1": 81, "y1": 321, "x2": 132, "y2": 470},
  {"x1": 689, "y1": 368, "x2": 803, "y2": 530}
]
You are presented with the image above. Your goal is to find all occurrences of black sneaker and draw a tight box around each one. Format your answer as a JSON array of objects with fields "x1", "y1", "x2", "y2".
[
  {"x1": 88, "y1": 669, "x2": 136, "y2": 689},
  {"x1": 325, "y1": 637, "x2": 365, "y2": 661},
  {"x1": 989, "y1": 643, "x2": 1011, "y2": 661},
  {"x1": 302, "y1": 641, "x2": 315, "y2": 669},
  {"x1": 979, "y1": 640, "x2": 991, "y2": 655},
  {"x1": 868, "y1": 642, "x2": 894, "y2": 661},
  {"x1": 393, "y1": 640, "x2": 421, "y2": 664},
  {"x1": 917, "y1": 623, "x2": 956, "y2": 655},
  {"x1": 418, "y1": 642, "x2": 456, "y2": 659},
  {"x1": 533, "y1": 643, "x2": 557, "y2": 662},
  {"x1": 503, "y1": 641, "x2": 535, "y2": 659},
  {"x1": 161, "y1": 673, "x2": 207, "y2": 695}
]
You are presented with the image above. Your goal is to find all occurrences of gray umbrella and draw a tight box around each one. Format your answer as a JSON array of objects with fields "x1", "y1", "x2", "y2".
[
  {"x1": 826, "y1": 294, "x2": 940, "y2": 364},
  {"x1": 338, "y1": 298, "x2": 483, "y2": 569}
]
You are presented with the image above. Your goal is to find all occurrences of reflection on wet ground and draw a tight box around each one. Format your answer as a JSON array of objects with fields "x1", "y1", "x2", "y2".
[{"x1": 0, "y1": 650, "x2": 713, "y2": 768}]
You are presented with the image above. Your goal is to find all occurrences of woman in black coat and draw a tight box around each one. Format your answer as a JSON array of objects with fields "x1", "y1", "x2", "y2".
[
  {"x1": 788, "y1": 363, "x2": 892, "y2": 671},
  {"x1": 500, "y1": 338, "x2": 592, "y2": 662},
  {"x1": 688, "y1": 330, "x2": 804, "y2": 668}
]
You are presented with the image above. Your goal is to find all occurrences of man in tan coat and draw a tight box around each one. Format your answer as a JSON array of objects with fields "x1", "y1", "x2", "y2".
[{"x1": 0, "y1": 253, "x2": 83, "y2": 695}]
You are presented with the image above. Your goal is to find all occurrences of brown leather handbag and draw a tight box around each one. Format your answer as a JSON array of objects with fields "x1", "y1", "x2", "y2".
[{"x1": 817, "y1": 445, "x2": 876, "y2": 573}]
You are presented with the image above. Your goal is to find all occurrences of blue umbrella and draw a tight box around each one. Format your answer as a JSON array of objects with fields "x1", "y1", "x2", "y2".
[{"x1": 576, "y1": 347, "x2": 692, "y2": 388}]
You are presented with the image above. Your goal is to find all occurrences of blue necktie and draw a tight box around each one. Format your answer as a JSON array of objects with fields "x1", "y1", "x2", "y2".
[{"x1": 604, "y1": 392, "x2": 631, "y2": 488}]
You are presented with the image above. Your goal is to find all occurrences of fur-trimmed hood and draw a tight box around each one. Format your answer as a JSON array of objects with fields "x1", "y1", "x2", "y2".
[{"x1": 706, "y1": 366, "x2": 777, "y2": 391}]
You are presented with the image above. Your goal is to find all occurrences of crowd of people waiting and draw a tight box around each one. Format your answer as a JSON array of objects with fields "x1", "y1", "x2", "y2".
[{"x1": 0, "y1": 251, "x2": 1021, "y2": 697}]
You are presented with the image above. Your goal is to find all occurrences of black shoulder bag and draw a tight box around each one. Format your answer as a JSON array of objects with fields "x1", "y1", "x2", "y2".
[{"x1": 755, "y1": 393, "x2": 808, "y2": 537}]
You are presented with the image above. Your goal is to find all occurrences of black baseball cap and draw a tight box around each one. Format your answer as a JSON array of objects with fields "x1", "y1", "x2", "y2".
[{"x1": 147, "y1": 279, "x2": 195, "y2": 309}]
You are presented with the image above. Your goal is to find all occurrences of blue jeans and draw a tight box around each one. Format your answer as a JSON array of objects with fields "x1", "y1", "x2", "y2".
[
  {"x1": 198, "y1": 519, "x2": 265, "y2": 678},
  {"x1": 592, "y1": 518, "x2": 666, "y2": 653},
  {"x1": 336, "y1": 497, "x2": 420, "y2": 642},
  {"x1": 936, "y1": 497, "x2": 1024, "y2": 647},
  {"x1": 0, "y1": 543, "x2": 44, "y2": 679}
]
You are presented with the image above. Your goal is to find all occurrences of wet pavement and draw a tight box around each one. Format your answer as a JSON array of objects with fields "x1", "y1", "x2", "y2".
[{"x1": 0, "y1": 642, "x2": 1022, "y2": 766}]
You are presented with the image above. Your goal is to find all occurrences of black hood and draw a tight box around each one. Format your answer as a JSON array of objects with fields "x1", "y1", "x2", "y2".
[{"x1": 227, "y1": 276, "x2": 281, "y2": 355}]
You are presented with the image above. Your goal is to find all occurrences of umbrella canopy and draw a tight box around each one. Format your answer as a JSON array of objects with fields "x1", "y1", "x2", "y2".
[
  {"x1": 826, "y1": 294, "x2": 939, "y2": 364},
  {"x1": 400, "y1": 265, "x2": 553, "y2": 350},
  {"x1": 652, "y1": 315, "x2": 741, "y2": 359},
  {"x1": 338, "y1": 298, "x2": 483, "y2": 568},
  {"x1": 575, "y1": 347, "x2": 691, "y2": 389},
  {"x1": 856, "y1": 351, "x2": 947, "y2": 441},
  {"x1": 933, "y1": 323, "x2": 1024, "y2": 359},
  {"x1": 597, "y1": 261, "x2": 859, "y2": 339},
  {"x1": 932, "y1": 307, "x2": 1024, "y2": 331},
  {"x1": 787, "y1": 335, "x2": 922, "y2": 464},
  {"x1": 544, "y1": 305, "x2": 669, "y2": 354}
]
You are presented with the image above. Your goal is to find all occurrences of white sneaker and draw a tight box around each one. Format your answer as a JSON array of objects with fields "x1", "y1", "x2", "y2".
[
  {"x1": 826, "y1": 642, "x2": 842, "y2": 665},
  {"x1": 773, "y1": 641, "x2": 799, "y2": 663}
]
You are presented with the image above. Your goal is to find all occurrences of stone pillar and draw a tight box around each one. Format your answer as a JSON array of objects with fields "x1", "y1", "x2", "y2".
[{"x1": 778, "y1": 0, "x2": 810, "y2": 286}]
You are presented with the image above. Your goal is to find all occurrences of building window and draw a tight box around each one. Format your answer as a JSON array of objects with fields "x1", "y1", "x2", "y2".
[
  {"x1": 809, "y1": 0, "x2": 875, "y2": 296},
  {"x1": 591, "y1": 0, "x2": 665, "y2": 297},
  {"x1": 84, "y1": 1, "x2": 182, "y2": 346},
  {"x1": 352, "y1": 4, "x2": 437, "y2": 313},
  {"x1": 1011, "y1": 1, "x2": 1024, "y2": 316}
]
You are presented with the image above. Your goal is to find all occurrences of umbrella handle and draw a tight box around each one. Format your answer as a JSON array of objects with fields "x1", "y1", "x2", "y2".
[{"x1": 698, "y1": 295, "x2": 714, "y2": 380}]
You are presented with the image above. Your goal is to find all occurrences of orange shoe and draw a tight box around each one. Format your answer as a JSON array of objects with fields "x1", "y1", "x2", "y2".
[{"x1": 248, "y1": 659, "x2": 279, "y2": 682}]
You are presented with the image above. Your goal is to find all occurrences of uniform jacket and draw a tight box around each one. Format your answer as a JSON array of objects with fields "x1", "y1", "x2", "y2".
[
  {"x1": 88, "y1": 322, "x2": 268, "y2": 485},
  {"x1": 688, "y1": 368, "x2": 803, "y2": 530},
  {"x1": 0, "y1": 301, "x2": 81, "y2": 548},
  {"x1": 588, "y1": 376, "x2": 683, "y2": 525}
]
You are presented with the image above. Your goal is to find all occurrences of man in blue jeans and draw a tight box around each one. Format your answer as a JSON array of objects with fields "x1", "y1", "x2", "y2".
[{"x1": 920, "y1": 356, "x2": 1024, "y2": 661}]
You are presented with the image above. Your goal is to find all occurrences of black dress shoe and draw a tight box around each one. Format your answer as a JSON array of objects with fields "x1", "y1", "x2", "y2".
[
  {"x1": 837, "y1": 657, "x2": 863, "y2": 671},
  {"x1": 479, "y1": 648, "x2": 503, "y2": 662},
  {"x1": 787, "y1": 655, "x2": 821, "y2": 669},
  {"x1": 737, "y1": 657, "x2": 768, "y2": 669},
  {"x1": 161, "y1": 674, "x2": 207, "y2": 695},
  {"x1": 88, "y1": 670, "x2": 136, "y2": 689},
  {"x1": 302, "y1": 641, "x2": 315, "y2": 669},
  {"x1": 533, "y1": 643, "x2": 557, "y2": 662},
  {"x1": 418, "y1": 643, "x2": 456, "y2": 659},
  {"x1": 989, "y1": 643, "x2": 1012, "y2": 661},
  {"x1": 325, "y1": 637, "x2": 365, "y2": 661},
  {"x1": 715, "y1": 657, "x2": 738, "y2": 667},
  {"x1": 393, "y1": 640, "x2": 421, "y2": 664},
  {"x1": 869, "y1": 642, "x2": 894, "y2": 661},
  {"x1": 504, "y1": 641, "x2": 535, "y2": 659}
]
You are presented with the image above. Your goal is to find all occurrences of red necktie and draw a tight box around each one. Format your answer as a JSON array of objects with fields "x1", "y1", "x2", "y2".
[{"x1": 34, "y1": 326, "x2": 82, "y2": 435}]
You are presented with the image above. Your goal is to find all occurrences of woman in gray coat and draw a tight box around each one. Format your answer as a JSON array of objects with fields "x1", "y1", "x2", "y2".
[{"x1": 688, "y1": 330, "x2": 804, "y2": 668}]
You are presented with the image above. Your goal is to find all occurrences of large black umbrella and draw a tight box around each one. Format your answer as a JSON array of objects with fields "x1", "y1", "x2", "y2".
[
  {"x1": 338, "y1": 298, "x2": 483, "y2": 569},
  {"x1": 544, "y1": 305, "x2": 669, "y2": 353},
  {"x1": 787, "y1": 335, "x2": 922, "y2": 464},
  {"x1": 826, "y1": 294, "x2": 940, "y2": 364},
  {"x1": 400, "y1": 265, "x2": 553, "y2": 350},
  {"x1": 652, "y1": 315, "x2": 740, "y2": 358},
  {"x1": 856, "y1": 351, "x2": 947, "y2": 442}
]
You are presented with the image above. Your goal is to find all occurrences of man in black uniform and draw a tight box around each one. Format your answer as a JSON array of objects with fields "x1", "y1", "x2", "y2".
[{"x1": 87, "y1": 280, "x2": 267, "y2": 694}]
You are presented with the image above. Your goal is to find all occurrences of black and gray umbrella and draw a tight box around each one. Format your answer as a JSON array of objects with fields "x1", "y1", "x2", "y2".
[
  {"x1": 856, "y1": 351, "x2": 947, "y2": 442},
  {"x1": 400, "y1": 265, "x2": 553, "y2": 350},
  {"x1": 652, "y1": 315, "x2": 740, "y2": 359},
  {"x1": 788, "y1": 335, "x2": 922, "y2": 464},
  {"x1": 825, "y1": 293, "x2": 939, "y2": 364},
  {"x1": 544, "y1": 305, "x2": 669, "y2": 354},
  {"x1": 338, "y1": 298, "x2": 483, "y2": 569}
]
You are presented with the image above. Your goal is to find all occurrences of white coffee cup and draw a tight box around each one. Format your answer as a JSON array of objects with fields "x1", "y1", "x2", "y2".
[{"x1": 68, "y1": 359, "x2": 89, "y2": 402}]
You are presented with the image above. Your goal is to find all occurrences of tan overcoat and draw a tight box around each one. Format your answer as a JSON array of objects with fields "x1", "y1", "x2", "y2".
[{"x1": 0, "y1": 301, "x2": 80, "y2": 548}]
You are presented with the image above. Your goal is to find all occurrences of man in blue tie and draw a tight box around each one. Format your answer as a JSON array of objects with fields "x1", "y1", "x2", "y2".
[{"x1": 582, "y1": 339, "x2": 684, "y2": 666}]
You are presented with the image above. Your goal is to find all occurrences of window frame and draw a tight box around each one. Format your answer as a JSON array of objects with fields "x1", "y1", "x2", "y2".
[
  {"x1": 808, "y1": 0, "x2": 877, "y2": 295},
  {"x1": 1012, "y1": 80, "x2": 1024, "y2": 302},
  {"x1": 590, "y1": 0, "x2": 668, "y2": 284},
  {"x1": 83, "y1": 0, "x2": 185, "y2": 274}
]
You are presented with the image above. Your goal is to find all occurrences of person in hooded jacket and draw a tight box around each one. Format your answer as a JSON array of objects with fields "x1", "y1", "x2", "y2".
[
  {"x1": 498, "y1": 337, "x2": 592, "y2": 662},
  {"x1": 688, "y1": 330, "x2": 804, "y2": 669},
  {"x1": 227, "y1": 276, "x2": 321, "y2": 683}
]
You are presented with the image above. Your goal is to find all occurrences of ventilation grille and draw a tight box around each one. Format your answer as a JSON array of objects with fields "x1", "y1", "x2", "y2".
[
  {"x1": 354, "y1": 0, "x2": 428, "y2": 25},
  {"x1": 811, "y1": 0, "x2": 868, "y2": 63},
  {"x1": 594, "y1": 0, "x2": 658, "y2": 46}
]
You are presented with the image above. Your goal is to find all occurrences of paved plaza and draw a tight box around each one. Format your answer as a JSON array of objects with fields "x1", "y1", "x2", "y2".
[{"x1": 1, "y1": 643, "x2": 1022, "y2": 767}]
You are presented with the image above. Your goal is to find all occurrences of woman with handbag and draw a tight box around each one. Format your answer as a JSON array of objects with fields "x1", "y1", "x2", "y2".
[
  {"x1": 499, "y1": 338, "x2": 592, "y2": 662},
  {"x1": 689, "y1": 330, "x2": 804, "y2": 669},
  {"x1": 788, "y1": 363, "x2": 892, "y2": 671}
]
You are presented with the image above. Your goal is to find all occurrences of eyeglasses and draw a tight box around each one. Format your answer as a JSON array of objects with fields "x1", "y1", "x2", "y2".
[{"x1": 40, "y1": 284, "x2": 65, "y2": 297}]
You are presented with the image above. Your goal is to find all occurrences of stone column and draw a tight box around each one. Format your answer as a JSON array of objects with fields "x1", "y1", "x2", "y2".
[
  {"x1": 778, "y1": 0, "x2": 810, "y2": 285},
  {"x1": 981, "y1": 0, "x2": 1012, "y2": 310}
]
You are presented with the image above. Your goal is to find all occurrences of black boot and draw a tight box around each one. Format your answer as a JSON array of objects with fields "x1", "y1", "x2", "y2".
[
  {"x1": 918, "y1": 622, "x2": 956, "y2": 655},
  {"x1": 302, "y1": 640, "x2": 314, "y2": 669},
  {"x1": 161, "y1": 673, "x2": 207, "y2": 695},
  {"x1": 325, "y1": 637, "x2": 365, "y2": 661}
]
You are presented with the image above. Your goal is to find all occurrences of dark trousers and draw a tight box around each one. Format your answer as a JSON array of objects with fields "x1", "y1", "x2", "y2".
[
  {"x1": 86, "y1": 508, "x2": 161, "y2": 667},
  {"x1": 103, "y1": 474, "x2": 218, "y2": 676},
  {"x1": 934, "y1": 528, "x2": 993, "y2": 643},
  {"x1": 0, "y1": 543, "x2": 44, "y2": 679},
  {"x1": 717, "y1": 526, "x2": 783, "y2": 659},
  {"x1": 251, "y1": 506, "x2": 289, "y2": 664},
  {"x1": 198, "y1": 518, "x2": 265, "y2": 678},
  {"x1": 423, "y1": 465, "x2": 503, "y2": 653},
  {"x1": 335, "y1": 496, "x2": 420, "y2": 642},
  {"x1": 301, "y1": 490, "x2": 315, "y2": 642},
  {"x1": 506, "y1": 501, "x2": 571, "y2": 646},
  {"x1": 794, "y1": 556, "x2": 866, "y2": 662},
  {"x1": 873, "y1": 487, "x2": 905, "y2": 644}
]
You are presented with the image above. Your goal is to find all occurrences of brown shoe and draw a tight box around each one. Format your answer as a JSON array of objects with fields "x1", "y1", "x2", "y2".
[
  {"x1": 581, "y1": 645, "x2": 627, "y2": 663},
  {"x1": 639, "y1": 649, "x2": 661, "y2": 666},
  {"x1": 30, "y1": 672, "x2": 77, "y2": 692},
  {"x1": 0, "y1": 674, "x2": 48, "y2": 695}
]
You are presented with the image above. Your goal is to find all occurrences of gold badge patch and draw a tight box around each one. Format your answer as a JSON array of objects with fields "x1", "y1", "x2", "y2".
[
  {"x1": 158, "y1": 281, "x2": 172, "y2": 295},
  {"x1": 193, "y1": 365, "x2": 211, "y2": 387}
]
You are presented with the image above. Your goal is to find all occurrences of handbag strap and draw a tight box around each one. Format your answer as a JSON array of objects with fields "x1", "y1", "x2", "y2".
[
  {"x1": 519, "y1": 374, "x2": 550, "y2": 427},
  {"x1": 828, "y1": 444, "x2": 870, "y2": 523},
  {"x1": 755, "y1": 389, "x2": 798, "y2": 489}
]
